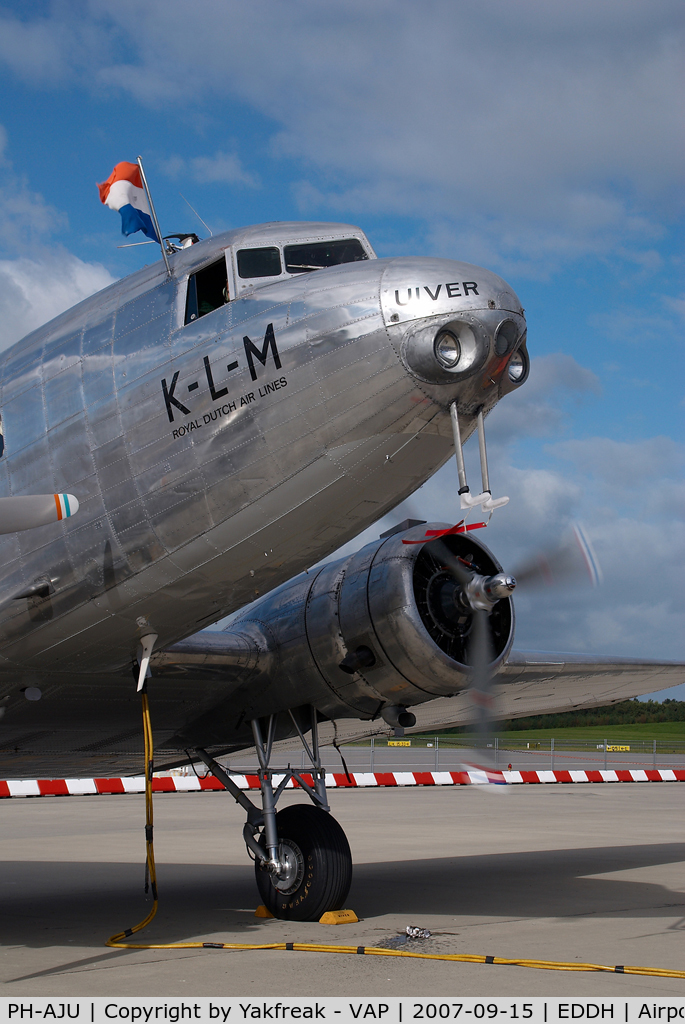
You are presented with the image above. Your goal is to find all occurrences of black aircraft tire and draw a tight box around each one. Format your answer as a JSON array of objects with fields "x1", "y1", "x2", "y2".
[{"x1": 254, "y1": 804, "x2": 352, "y2": 922}]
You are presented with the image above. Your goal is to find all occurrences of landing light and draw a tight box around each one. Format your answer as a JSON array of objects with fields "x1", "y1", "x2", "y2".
[
  {"x1": 405, "y1": 317, "x2": 484, "y2": 383},
  {"x1": 507, "y1": 350, "x2": 527, "y2": 383},
  {"x1": 495, "y1": 319, "x2": 518, "y2": 356},
  {"x1": 434, "y1": 329, "x2": 460, "y2": 368}
]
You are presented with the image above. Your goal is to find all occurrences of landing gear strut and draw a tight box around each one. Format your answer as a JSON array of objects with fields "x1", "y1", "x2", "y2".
[{"x1": 196, "y1": 707, "x2": 352, "y2": 922}]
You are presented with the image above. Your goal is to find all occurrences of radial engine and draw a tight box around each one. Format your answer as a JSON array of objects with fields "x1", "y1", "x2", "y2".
[{"x1": 167, "y1": 524, "x2": 516, "y2": 740}]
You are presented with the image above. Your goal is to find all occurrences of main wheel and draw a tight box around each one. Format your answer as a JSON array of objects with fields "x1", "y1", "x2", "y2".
[{"x1": 255, "y1": 804, "x2": 352, "y2": 922}]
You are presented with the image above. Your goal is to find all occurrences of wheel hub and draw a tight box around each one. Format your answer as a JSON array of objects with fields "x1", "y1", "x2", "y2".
[{"x1": 272, "y1": 839, "x2": 305, "y2": 894}]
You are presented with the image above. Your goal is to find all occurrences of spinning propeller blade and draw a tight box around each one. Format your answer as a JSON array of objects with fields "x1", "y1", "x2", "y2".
[
  {"x1": 467, "y1": 606, "x2": 496, "y2": 761},
  {"x1": 427, "y1": 522, "x2": 601, "y2": 774},
  {"x1": 512, "y1": 523, "x2": 602, "y2": 590},
  {"x1": 429, "y1": 537, "x2": 512, "y2": 769},
  {"x1": 428, "y1": 537, "x2": 472, "y2": 588}
]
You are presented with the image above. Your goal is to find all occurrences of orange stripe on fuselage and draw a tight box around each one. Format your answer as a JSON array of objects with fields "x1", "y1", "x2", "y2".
[{"x1": 54, "y1": 494, "x2": 62, "y2": 520}]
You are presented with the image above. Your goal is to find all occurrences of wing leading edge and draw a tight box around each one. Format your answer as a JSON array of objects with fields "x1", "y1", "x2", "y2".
[{"x1": 152, "y1": 633, "x2": 684, "y2": 748}]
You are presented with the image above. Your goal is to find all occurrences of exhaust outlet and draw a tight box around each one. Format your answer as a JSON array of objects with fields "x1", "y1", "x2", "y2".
[{"x1": 381, "y1": 705, "x2": 417, "y2": 729}]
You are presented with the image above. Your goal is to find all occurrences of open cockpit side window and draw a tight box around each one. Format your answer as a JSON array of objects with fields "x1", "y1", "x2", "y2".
[
  {"x1": 185, "y1": 256, "x2": 229, "y2": 325},
  {"x1": 284, "y1": 239, "x2": 368, "y2": 274}
]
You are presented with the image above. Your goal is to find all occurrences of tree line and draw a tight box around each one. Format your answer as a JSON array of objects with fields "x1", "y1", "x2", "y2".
[{"x1": 496, "y1": 698, "x2": 685, "y2": 731}]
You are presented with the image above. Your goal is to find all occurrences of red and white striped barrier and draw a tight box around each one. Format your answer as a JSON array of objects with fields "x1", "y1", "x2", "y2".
[{"x1": 0, "y1": 768, "x2": 683, "y2": 797}]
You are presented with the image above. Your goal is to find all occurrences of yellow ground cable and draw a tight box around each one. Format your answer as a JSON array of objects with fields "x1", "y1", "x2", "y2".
[
  {"x1": 106, "y1": 687, "x2": 158, "y2": 945},
  {"x1": 105, "y1": 693, "x2": 685, "y2": 982}
]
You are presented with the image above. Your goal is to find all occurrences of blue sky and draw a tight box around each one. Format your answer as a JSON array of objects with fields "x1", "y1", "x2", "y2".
[{"x1": 0, "y1": 0, "x2": 682, "y2": 695}]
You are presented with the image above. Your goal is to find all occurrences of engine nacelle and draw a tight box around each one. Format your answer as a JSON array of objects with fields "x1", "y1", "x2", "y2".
[{"x1": 225, "y1": 522, "x2": 514, "y2": 723}]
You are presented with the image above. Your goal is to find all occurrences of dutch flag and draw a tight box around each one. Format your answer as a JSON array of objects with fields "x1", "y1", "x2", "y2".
[{"x1": 97, "y1": 161, "x2": 159, "y2": 242}]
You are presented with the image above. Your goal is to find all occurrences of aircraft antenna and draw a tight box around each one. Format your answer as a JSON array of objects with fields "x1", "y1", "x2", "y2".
[
  {"x1": 137, "y1": 156, "x2": 171, "y2": 277},
  {"x1": 179, "y1": 193, "x2": 213, "y2": 236}
]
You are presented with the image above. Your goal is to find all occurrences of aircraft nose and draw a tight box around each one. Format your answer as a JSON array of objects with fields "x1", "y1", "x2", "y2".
[{"x1": 380, "y1": 256, "x2": 526, "y2": 389}]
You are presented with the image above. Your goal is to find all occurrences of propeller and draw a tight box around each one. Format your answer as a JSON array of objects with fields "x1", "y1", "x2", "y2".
[
  {"x1": 427, "y1": 522, "x2": 601, "y2": 775},
  {"x1": 466, "y1": 605, "x2": 496, "y2": 762},
  {"x1": 511, "y1": 522, "x2": 602, "y2": 590},
  {"x1": 428, "y1": 538, "x2": 515, "y2": 770}
]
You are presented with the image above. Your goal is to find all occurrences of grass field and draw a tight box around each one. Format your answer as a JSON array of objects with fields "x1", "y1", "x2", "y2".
[
  {"x1": 345, "y1": 723, "x2": 685, "y2": 752},
  {"x1": 450, "y1": 722, "x2": 685, "y2": 743},
  {"x1": 363, "y1": 722, "x2": 685, "y2": 753}
]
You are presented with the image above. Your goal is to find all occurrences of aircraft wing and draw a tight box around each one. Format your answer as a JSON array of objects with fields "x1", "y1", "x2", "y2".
[
  {"x1": 152, "y1": 635, "x2": 683, "y2": 751},
  {"x1": 0, "y1": 636, "x2": 680, "y2": 779},
  {"x1": 148, "y1": 523, "x2": 684, "y2": 759},
  {"x1": 331, "y1": 651, "x2": 684, "y2": 745}
]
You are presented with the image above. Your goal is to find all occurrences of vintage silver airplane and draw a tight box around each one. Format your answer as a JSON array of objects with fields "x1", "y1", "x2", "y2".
[{"x1": 0, "y1": 219, "x2": 680, "y2": 920}]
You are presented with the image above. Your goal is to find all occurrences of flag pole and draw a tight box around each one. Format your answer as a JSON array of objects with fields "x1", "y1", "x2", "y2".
[{"x1": 137, "y1": 156, "x2": 171, "y2": 276}]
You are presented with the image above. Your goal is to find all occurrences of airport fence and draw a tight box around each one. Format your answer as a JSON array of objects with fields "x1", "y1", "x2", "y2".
[{"x1": 218, "y1": 734, "x2": 685, "y2": 774}]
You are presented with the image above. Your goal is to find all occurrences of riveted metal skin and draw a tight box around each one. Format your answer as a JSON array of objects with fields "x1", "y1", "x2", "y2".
[
  {"x1": 0, "y1": 220, "x2": 531, "y2": 775},
  {"x1": 0, "y1": 225, "x2": 526, "y2": 677},
  {"x1": 305, "y1": 543, "x2": 389, "y2": 718}
]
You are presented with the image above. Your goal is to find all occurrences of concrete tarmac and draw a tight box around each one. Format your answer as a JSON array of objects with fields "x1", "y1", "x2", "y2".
[{"x1": 0, "y1": 784, "x2": 684, "y2": 997}]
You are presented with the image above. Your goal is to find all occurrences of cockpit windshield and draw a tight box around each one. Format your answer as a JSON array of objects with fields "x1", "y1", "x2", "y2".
[{"x1": 283, "y1": 239, "x2": 368, "y2": 274}]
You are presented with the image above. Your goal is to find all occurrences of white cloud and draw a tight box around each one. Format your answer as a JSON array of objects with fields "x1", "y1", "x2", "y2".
[
  {"x1": 548, "y1": 436, "x2": 684, "y2": 491},
  {"x1": 481, "y1": 354, "x2": 602, "y2": 445},
  {"x1": 322, "y1": 348, "x2": 684, "y2": 669},
  {"x1": 387, "y1": 459, "x2": 684, "y2": 666},
  {"x1": 0, "y1": 7, "x2": 111, "y2": 85},
  {"x1": 0, "y1": 126, "x2": 116, "y2": 349},
  {"x1": 0, "y1": 124, "x2": 64, "y2": 251},
  {"x1": 511, "y1": 514, "x2": 685, "y2": 664},
  {"x1": 0, "y1": 12, "x2": 73, "y2": 83},
  {"x1": 0, "y1": 1, "x2": 682, "y2": 267},
  {"x1": 587, "y1": 305, "x2": 679, "y2": 347},
  {"x1": 164, "y1": 151, "x2": 258, "y2": 188},
  {"x1": 0, "y1": 255, "x2": 115, "y2": 351},
  {"x1": 662, "y1": 294, "x2": 685, "y2": 322}
]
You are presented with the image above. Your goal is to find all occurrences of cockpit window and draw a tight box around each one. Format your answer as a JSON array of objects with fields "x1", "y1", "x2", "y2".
[
  {"x1": 284, "y1": 239, "x2": 368, "y2": 274},
  {"x1": 237, "y1": 247, "x2": 282, "y2": 279},
  {"x1": 185, "y1": 257, "x2": 229, "y2": 324}
]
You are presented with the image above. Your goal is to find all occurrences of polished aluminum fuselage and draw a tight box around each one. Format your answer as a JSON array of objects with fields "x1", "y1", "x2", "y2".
[
  {"x1": 0, "y1": 224, "x2": 524, "y2": 681},
  {"x1": 1, "y1": 224, "x2": 678, "y2": 780}
]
